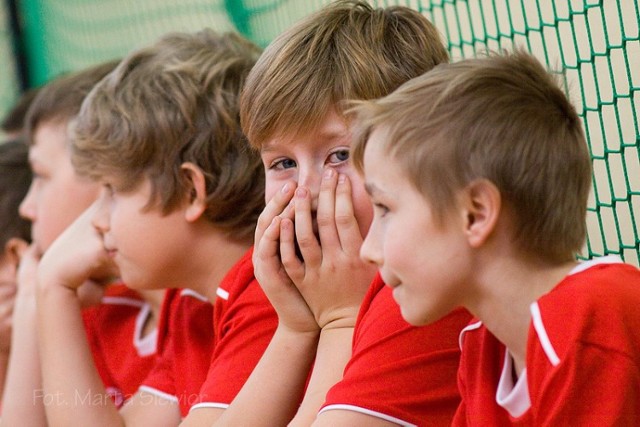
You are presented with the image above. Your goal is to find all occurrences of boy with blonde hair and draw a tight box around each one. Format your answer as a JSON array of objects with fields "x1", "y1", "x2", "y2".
[
  {"x1": 354, "y1": 50, "x2": 640, "y2": 424},
  {"x1": 34, "y1": 29, "x2": 265, "y2": 426},
  {"x1": 187, "y1": 1, "x2": 471, "y2": 425}
]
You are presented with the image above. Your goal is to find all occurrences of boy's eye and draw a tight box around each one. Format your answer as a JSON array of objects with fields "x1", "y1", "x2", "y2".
[
  {"x1": 103, "y1": 183, "x2": 115, "y2": 196},
  {"x1": 373, "y1": 202, "x2": 389, "y2": 217},
  {"x1": 271, "y1": 158, "x2": 297, "y2": 170},
  {"x1": 328, "y1": 149, "x2": 349, "y2": 164}
]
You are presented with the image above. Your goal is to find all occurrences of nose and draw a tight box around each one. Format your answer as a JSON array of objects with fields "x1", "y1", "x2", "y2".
[
  {"x1": 91, "y1": 189, "x2": 111, "y2": 235},
  {"x1": 297, "y1": 166, "x2": 323, "y2": 211},
  {"x1": 18, "y1": 182, "x2": 37, "y2": 222},
  {"x1": 360, "y1": 223, "x2": 382, "y2": 267}
]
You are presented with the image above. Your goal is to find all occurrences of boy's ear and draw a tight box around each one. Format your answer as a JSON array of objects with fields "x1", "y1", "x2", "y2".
[
  {"x1": 180, "y1": 162, "x2": 207, "y2": 222},
  {"x1": 3, "y1": 237, "x2": 29, "y2": 267},
  {"x1": 460, "y1": 179, "x2": 501, "y2": 248}
]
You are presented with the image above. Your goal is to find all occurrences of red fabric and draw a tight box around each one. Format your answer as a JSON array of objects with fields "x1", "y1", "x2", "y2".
[
  {"x1": 139, "y1": 288, "x2": 214, "y2": 417},
  {"x1": 454, "y1": 261, "x2": 640, "y2": 426},
  {"x1": 193, "y1": 248, "x2": 279, "y2": 409},
  {"x1": 82, "y1": 284, "x2": 158, "y2": 408},
  {"x1": 322, "y1": 274, "x2": 471, "y2": 426}
]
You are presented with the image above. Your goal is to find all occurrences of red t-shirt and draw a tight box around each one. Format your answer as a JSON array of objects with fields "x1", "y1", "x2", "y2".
[
  {"x1": 139, "y1": 288, "x2": 214, "y2": 417},
  {"x1": 454, "y1": 257, "x2": 640, "y2": 426},
  {"x1": 83, "y1": 284, "x2": 159, "y2": 408},
  {"x1": 321, "y1": 274, "x2": 471, "y2": 426},
  {"x1": 190, "y1": 248, "x2": 279, "y2": 412}
]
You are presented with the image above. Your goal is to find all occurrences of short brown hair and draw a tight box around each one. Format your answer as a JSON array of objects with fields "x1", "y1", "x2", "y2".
[
  {"x1": 352, "y1": 50, "x2": 591, "y2": 263},
  {"x1": 0, "y1": 140, "x2": 32, "y2": 248},
  {"x1": 1, "y1": 87, "x2": 41, "y2": 135},
  {"x1": 24, "y1": 60, "x2": 120, "y2": 145},
  {"x1": 71, "y1": 30, "x2": 264, "y2": 243},
  {"x1": 241, "y1": 0, "x2": 449, "y2": 148}
]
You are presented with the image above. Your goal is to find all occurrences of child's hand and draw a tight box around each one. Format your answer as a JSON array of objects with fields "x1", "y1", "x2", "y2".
[
  {"x1": 37, "y1": 202, "x2": 113, "y2": 294},
  {"x1": 280, "y1": 169, "x2": 376, "y2": 330},
  {"x1": 254, "y1": 182, "x2": 320, "y2": 334}
]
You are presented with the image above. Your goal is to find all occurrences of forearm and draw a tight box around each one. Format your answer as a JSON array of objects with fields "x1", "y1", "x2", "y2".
[
  {"x1": 37, "y1": 283, "x2": 123, "y2": 427},
  {"x1": 212, "y1": 325, "x2": 319, "y2": 427},
  {"x1": 1, "y1": 291, "x2": 46, "y2": 426},
  {"x1": 290, "y1": 326, "x2": 353, "y2": 427}
]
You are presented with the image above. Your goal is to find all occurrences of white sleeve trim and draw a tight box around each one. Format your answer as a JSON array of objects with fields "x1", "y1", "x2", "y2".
[
  {"x1": 318, "y1": 404, "x2": 417, "y2": 427},
  {"x1": 530, "y1": 302, "x2": 560, "y2": 366},
  {"x1": 138, "y1": 385, "x2": 179, "y2": 403},
  {"x1": 189, "y1": 402, "x2": 230, "y2": 412}
]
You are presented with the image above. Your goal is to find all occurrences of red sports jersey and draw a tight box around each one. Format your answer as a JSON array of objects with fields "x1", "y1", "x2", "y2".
[
  {"x1": 321, "y1": 274, "x2": 471, "y2": 426},
  {"x1": 190, "y1": 248, "x2": 279, "y2": 412},
  {"x1": 454, "y1": 257, "x2": 640, "y2": 426},
  {"x1": 139, "y1": 288, "x2": 214, "y2": 417},
  {"x1": 82, "y1": 284, "x2": 159, "y2": 408}
]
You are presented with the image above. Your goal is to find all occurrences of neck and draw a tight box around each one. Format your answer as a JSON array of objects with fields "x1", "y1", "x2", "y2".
[
  {"x1": 181, "y1": 225, "x2": 251, "y2": 302},
  {"x1": 137, "y1": 289, "x2": 165, "y2": 317},
  {"x1": 464, "y1": 252, "x2": 576, "y2": 375}
]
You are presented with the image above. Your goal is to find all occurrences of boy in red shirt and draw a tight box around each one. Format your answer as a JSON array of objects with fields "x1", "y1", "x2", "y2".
[
  {"x1": 34, "y1": 29, "x2": 265, "y2": 425},
  {"x1": 187, "y1": 1, "x2": 471, "y2": 426},
  {"x1": 353, "y1": 50, "x2": 640, "y2": 425},
  {"x1": 1, "y1": 62, "x2": 162, "y2": 425}
]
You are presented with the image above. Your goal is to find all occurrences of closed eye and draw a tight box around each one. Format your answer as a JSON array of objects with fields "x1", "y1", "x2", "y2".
[{"x1": 373, "y1": 202, "x2": 389, "y2": 217}]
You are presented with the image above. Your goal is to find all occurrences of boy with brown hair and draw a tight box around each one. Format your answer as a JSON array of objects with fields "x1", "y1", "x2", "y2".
[
  {"x1": 187, "y1": 1, "x2": 470, "y2": 425},
  {"x1": 1, "y1": 61, "x2": 163, "y2": 426},
  {"x1": 354, "y1": 50, "x2": 640, "y2": 424},
  {"x1": 34, "y1": 28, "x2": 265, "y2": 426}
]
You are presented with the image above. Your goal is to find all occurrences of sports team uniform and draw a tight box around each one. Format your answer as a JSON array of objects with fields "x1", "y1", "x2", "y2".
[
  {"x1": 320, "y1": 274, "x2": 472, "y2": 426},
  {"x1": 190, "y1": 248, "x2": 279, "y2": 412},
  {"x1": 83, "y1": 283, "x2": 159, "y2": 407},
  {"x1": 453, "y1": 256, "x2": 640, "y2": 426},
  {"x1": 138, "y1": 288, "x2": 214, "y2": 417}
]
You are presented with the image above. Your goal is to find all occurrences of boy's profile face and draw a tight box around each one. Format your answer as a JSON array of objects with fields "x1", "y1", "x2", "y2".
[
  {"x1": 360, "y1": 127, "x2": 471, "y2": 326},
  {"x1": 92, "y1": 176, "x2": 196, "y2": 290},
  {"x1": 261, "y1": 110, "x2": 373, "y2": 239},
  {"x1": 19, "y1": 121, "x2": 101, "y2": 255}
]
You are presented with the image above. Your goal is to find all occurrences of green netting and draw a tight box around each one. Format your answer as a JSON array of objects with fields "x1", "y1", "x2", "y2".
[{"x1": 2, "y1": 0, "x2": 639, "y2": 264}]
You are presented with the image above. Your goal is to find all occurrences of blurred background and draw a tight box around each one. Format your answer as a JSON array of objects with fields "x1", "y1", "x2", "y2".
[{"x1": 1, "y1": 0, "x2": 638, "y2": 264}]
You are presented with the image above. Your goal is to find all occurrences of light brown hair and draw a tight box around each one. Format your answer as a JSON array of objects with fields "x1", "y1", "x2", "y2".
[
  {"x1": 240, "y1": 0, "x2": 449, "y2": 148},
  {"x1": 71, "y1": 30, "x2": 264, "y2": 243},
  {"x1": 24, "y1": 60, "x2": 120, "y2": 146},
  {"x1": 352, "y1": 50, "x2": 591, "y2": 263}
]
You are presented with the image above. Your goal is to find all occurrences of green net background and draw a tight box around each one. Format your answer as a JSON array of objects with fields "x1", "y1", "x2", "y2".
[{"x1": 1, "y1": 0, "x2": 638, "y2": 264}]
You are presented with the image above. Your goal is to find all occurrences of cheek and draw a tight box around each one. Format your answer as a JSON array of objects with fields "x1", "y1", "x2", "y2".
[{"x1": 264, "y1": 179, "x2": 282, "y2": 204}]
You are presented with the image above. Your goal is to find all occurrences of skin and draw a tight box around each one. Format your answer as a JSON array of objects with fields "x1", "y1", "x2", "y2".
[{"x1": 19, "y1": 122, "x2": 101, "y2": 256}]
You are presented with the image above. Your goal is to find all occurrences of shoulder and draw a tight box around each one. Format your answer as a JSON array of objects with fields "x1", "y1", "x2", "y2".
[
  {"x1": 530, "y1": 257, "x2": 640, "y2": 365},
  {"x1": 214, "y1": 247, "x2": 255, "y2": 303}
]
